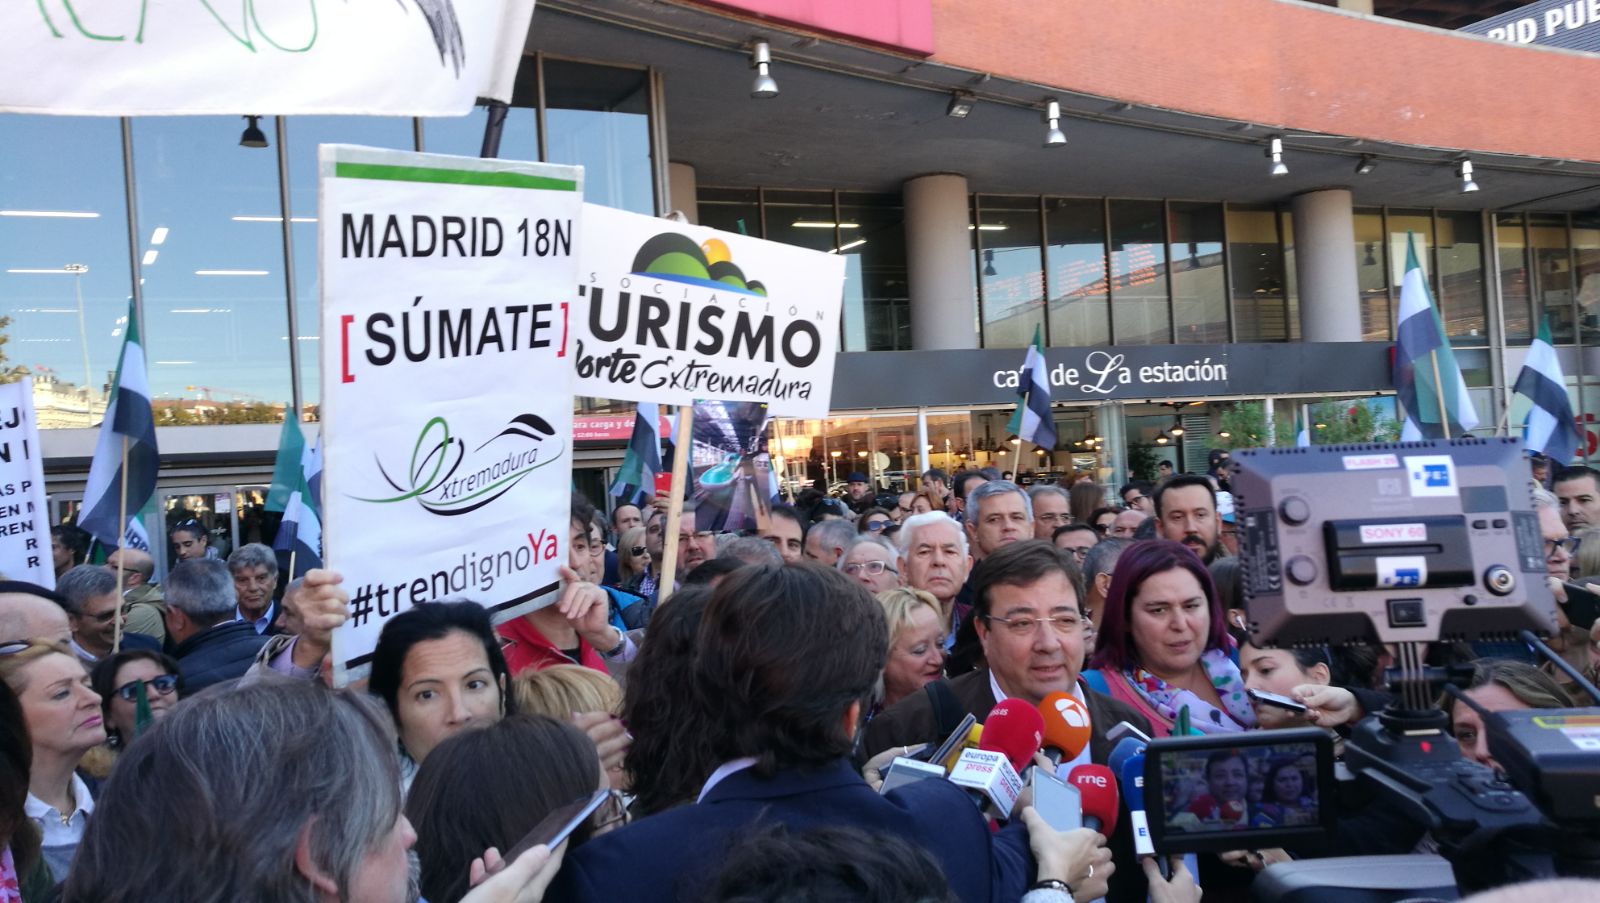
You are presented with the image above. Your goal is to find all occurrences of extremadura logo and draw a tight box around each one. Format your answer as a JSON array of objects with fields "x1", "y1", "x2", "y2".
[{"x1": 354, "y1": 413, "x2": 565, "y2": 516}]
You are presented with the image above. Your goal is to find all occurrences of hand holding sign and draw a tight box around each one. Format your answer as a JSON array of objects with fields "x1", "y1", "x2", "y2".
[
  {"x1": 290, "y1": 568, "x2": 350, "y2": 671},
  {"x1": 556, "y1": 565, "x2": 618, "y2": 653}
]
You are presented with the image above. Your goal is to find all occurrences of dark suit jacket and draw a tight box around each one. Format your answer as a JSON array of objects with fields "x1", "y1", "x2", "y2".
[
  {"x1": 547, "y1": 758, "x2": 1032, "y2": 903},
  {"x1": 862, "y1": 670, "x2": 1154, "y2": 903}
]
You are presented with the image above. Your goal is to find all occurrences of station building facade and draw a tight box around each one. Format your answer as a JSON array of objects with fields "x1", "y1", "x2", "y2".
[{"x1": 7, "y1": 0, "x2": 1600, "y2": 571}]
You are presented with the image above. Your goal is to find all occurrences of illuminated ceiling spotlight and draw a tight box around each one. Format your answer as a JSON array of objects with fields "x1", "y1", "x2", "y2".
[
  {"x1": 947, "y1": 91, "x2": 975, "y2": 119},
  {"x1": 1155, "y1": 431, "x2": 1171, "y2": 445},
  {"x1": 1458, "y1": 158, "x2": 1480, "y2": 193},
  {"x1": 239, "y1": 115, "x2": 268, "y2": 149},
  {"x1": 1354, "y1": 154, "x2": 1377, "y2": 175},
  {"x1": 1170, "y1": 420, "x2": 1185, "y2": 437},
  {"x1": 1043, "y1": 99, "x2": 1067, "y2": 148},
  {"x1": 1266, "y1": 136, "x2": 1288, "y2": 177},
  {"x1": 749, "y1": 40, "x2": 779, "y2": 99}
]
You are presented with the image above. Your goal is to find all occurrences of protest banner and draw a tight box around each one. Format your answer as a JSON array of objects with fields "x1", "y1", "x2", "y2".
[
  {"x1": 0, "y1": 380, "x2": 52, "y2": 588},
  {"x1": 571, "y1": 204, "x2": 847, "y2": 419},
  {"x1": 2, "y1": 0, "x2": 535, "y2": 116},
  {"x1": 319, "y1": 146, "x2": 582, "y2": 680}
]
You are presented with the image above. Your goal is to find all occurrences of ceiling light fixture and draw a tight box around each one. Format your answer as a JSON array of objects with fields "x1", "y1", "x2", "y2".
[
  {"x1": 1458, "y1": 158, "x2": 1480, "y2": 193},
  {"x1": 1043, "y1": 100, "x2": 1067, "y2": 148},
  {"x1": 1155, "y1": 431, "x2": 1171, "y2": 445},
  {"x1": 1170, "y1": 420, "x2": 1185, "y2": 437},
  {"x1": 239, "y1": 115, "x2": 269, "y2": 149},
  {"x1": 1354, "y1": 154, "x2": 1377, "y2": 175},
  {"x1": 750, "y1": 40, "x2": 779, "y2": 99},
  {"x1": 1267, "y1": 137, "x2": 1288, "y2": 177},
  {"x1": 946, "y1": 91, "x2": 975, "y2": 119}
]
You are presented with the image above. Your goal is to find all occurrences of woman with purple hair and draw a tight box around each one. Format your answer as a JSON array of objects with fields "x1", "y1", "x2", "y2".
[{"x1": 1085, "y1": 540, "x2": 1254, "y2": 737}]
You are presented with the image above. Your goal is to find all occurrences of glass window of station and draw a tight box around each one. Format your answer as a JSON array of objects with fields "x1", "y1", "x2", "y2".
[{"x1": 1, "y1": 55, "x2": 660, "y2": 430}]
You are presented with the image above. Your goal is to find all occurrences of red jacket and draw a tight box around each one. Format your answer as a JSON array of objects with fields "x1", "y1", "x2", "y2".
[{"x1": 495, "y1": 615, "x2": 607, "y2": 675}]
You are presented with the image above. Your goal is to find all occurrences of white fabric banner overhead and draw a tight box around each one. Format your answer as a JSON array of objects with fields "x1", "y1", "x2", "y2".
[
  {"x1": 1, "y1": 0, "x2": 536, "y2": 116},
  {"x1": 572, "y1": 204, "x2": 846, "y2": 418},
  {"x1": 0, "y1": 380, "x2": 54, "y2": 589},
  {"x1": 318, "y1": 146, "x2": 582, "y2": 680}
]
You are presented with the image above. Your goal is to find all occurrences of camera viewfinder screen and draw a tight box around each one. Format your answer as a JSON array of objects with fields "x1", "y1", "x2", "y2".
[{"x1": 1158, "y1": 740, "x2": 1321, "y2": 836}]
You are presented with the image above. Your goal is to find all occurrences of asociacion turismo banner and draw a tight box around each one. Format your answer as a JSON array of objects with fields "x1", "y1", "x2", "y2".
[
  {"x1": 0, "y1": 380, "x2": 53, "y2": 588},
  {"x1": 1, "y1": 0, "x2": 535, "y2": 115},
  {"x1": 572, "y1": 204, "x2": 846, "y2": 418},
  {"x1": 319, "y1": 146, "x2": 582, "y2": 678}
]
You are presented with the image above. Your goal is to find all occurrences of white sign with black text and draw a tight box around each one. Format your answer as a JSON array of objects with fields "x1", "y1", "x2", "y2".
[{"x1": 0, "y1": 380, "x2": 52, "y2": 588}]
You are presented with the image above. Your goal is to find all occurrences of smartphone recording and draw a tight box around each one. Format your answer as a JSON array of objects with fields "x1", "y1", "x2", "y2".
[{"x1": 1144, "y1": 727, "x2": 1335, "y2": 855}]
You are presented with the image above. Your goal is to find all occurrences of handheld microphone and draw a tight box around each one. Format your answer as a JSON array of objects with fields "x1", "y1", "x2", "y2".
[
  {"x1": 1037, "y1": 691, "x2": 1093, "y2": 765},
  {"x1": 979, "y1": 698, "x2": 1046, "y2": 774},
  {"x1": 1106, "y1": 735, "x2": 1147, "y2": 777},
  {"x1": 947, "y1": 748, "x2": 1024, "y2": 818},
  {"x1": 1120, "y1": 752, "x2": 1156, "y2": 856},
  {"x1": 1067, "y1": 763, "x2": 1120, "y2": 837}
]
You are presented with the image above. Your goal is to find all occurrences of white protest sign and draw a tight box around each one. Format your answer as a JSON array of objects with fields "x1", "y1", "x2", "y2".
[
  {"x1": 0, "y1": 380, "x2": 52, "y2": 588},
  {"x1": 572, "y1": 204, "x2": 846, "y2": 417},
  {"x1": 319, "y1": 146, "x2": 582, "y2": 679},
  {"x1": 1, "y1": 0, "x2": 535, "y2": 115}
]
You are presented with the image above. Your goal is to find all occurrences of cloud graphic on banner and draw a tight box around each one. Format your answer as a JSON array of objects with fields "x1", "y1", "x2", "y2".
[
  {"x1": 355, "y1": 413, "x2": 563, "y2": 516},
  {"x1": 630, "y1": 232, "x2": 769, "y2": 297}
]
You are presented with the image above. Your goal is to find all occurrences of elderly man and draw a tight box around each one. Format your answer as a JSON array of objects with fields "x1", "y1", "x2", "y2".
[
  {"x1": 837, "y1": 535, "x2": 902, "y2": 594},
  {"x1": 864, "y1": 540, "x2": 1152, "y2": 903},
  {"x1": 966, "y1": 480, "x2": 1033, "y2": 561},
  {"x1": 164, "y1": 558, "x2": 271, "y2": 693},
  {"x1": 106, "y1": 547, "x2": 165, "y2": 641},
  {"x1": 1532, "y1": 486, "x2": 1590, "y2": 674},
  {"x1": 227, "y1": 543, "x2": 282, "y2": 635},
  {"x1": 803, "y1": 518, "x2": 855, "y2": 568},
  {"x1": 1108, "y1": 508, "x2": 1148, "y2": 540},
  {"x1": 0, "y1": 580, "x2": 72, "y2": 645},
  {"x1": 1155, "y1": 475, "x2": 1224, "y2": 565},
  {"x1": 897, "y1": 512, "x2": 973, "y2": 650},
  {"x1": 1028, "y1": 484, "x2": 1071, "y2": 541}
]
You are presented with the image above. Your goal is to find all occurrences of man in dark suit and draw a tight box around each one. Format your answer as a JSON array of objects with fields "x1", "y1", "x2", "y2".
[
  {"x1": 864, "y1": 539, "x2": 1153, "y2": 903},
  {"x1": 549, "y1": 563, "x2": 1086, "y2": 903}
]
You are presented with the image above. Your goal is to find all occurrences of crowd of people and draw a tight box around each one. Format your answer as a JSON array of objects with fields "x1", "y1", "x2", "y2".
[{"x1": 1, "y1": 456, "x2": 1596, "y2": 901}]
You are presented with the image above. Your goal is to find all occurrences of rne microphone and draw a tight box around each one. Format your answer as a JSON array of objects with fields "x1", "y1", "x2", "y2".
[
  {"x1": 979, "y1": 698, "x2": 1046, "y2": 774},
  {"x1": 1067, "y1": 763, "x2": 1119, "y2": 837},
  {"x1": 1037, "y1": 691, "x2": 1092, "y2": 765},
  {"x1": 1120, "y1": 752, "x2": 1155, "y2": 856}
]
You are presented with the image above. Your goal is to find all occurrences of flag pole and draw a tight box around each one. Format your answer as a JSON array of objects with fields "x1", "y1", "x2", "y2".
[
  {"x1": 1430, "y1": 349, "x2": 1452, "y2": 440},
  {"x1": 113, "y1": 436, "x2": 128, "y2": 654},
  {"x1": 657, "y1": 403, "x2": 695, "y2": 607},
  {"x1": 289, "y1": 549, "x2": 298, "y2": 583}
]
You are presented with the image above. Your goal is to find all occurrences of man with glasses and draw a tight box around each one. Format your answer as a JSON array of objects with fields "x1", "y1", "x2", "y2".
[
  {"x1": 1051, "y1": 524, "x2": 1098, "y2": 563},
  {"x1": 1028, "y1": 484, "x2": 1071, "y2": 541},
  {"x1": 862, "y1": 540, "x2": 1151, "y2": 902},
  {"x1": 892, "y1": 491, "x2": 918, "y2": 524},
  {"x1": 1532, "y1": 486, "x2": 1590, "y2": 673},
  {"x1": 837, "y1": 535, "x2": 902, "y2": 594},
  {"x1": 1119, "y1": 480, "x2": 1155, "y2": 514},
  {"x1": 56, "y1": 564, "x2": 144, "y2": 661}
]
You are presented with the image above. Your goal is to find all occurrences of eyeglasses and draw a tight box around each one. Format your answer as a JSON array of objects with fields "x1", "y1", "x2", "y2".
[
  {"x1": 1125, "y1": 494, "x2": 1148, "y2": 505},
  {"x1": 842, "y1": 560, "x2": 898, "y2": 577},
  {"x1": 1062, "y1": 546, "x2": 1090, "y2": 560},
  {"x1": 1091, "y1": 523, "x2": 1110, "y2": 535},
  {"x1": 983, "y1": 613, "x2": 1083, "y2": 637},
  {"x1": 87, "y1": 608, "x2": 119, "y2": 625},
  {"x1": 1547, "y1": 537, "x2": 1579, "y2": 558},
  {"x1": 1036, "y1": 512, "x2": 1071, "y2": 524},
  {"x1": 864, "y1": 520, "x2": 890, "y2": 532},
  {"x1": 114, "y1": 674, "x2": 178, "y2": 702},
  {"x1": 630, "y1": 546, "x2": 648, "y2": 557}
]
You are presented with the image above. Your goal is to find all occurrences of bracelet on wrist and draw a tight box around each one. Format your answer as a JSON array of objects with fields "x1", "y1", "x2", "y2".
[{"x1": 1028, "y1": 878, "x2": 1073, "y2": 895}]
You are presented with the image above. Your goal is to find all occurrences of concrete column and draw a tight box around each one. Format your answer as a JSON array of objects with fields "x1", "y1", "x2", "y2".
[
  {"x1": 904, "y1": 173, "x2": 979, "y2": 350},
  {"x1": 1291, "y1": 188, "x2": 1362, "y2": 343},
  {"x1": 667, "y1": 162, "x2": 698, "y2": 224}
]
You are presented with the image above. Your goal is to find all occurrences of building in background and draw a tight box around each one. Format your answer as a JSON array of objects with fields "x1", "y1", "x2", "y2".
[{"x1": 7, "y1": 0, "x2": 1600, "y2": 568}]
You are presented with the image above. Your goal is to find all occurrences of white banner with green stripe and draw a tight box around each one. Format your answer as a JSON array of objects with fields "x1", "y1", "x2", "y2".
[{"x1": 319, "y1": 145, "x2": 582, "y2": 680}]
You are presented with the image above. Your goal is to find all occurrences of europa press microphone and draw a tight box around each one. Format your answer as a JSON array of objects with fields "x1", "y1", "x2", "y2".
[
  {"x1": 1037, "y1": 691, "x2": 1093, "y2": 766},
  {"x1": 948, "y1": 699, "x2": 1044, "y2": 819}
]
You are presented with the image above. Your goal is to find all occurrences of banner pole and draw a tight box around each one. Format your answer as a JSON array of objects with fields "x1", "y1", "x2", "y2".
[
  {"x1": 113, "y1": 436, "x2": 128, "y2": 654},
  {"x1": 289, "y1": 548, "x2": 298, "y2": 583},
  {"x1": 657, "y1": 404, "x2": 695, "y2": 607},
  {"x1": 1431, "y1": 350, "x2": 1452, "y2": 440}
]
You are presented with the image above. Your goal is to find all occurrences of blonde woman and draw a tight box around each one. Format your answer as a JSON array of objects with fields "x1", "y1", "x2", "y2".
[
  {"x1": 872, "y1": 588, "x2": 947, "y2": 711},
  {"x1": 512, "y1": 665, "x2": 627, "y2": 790}
]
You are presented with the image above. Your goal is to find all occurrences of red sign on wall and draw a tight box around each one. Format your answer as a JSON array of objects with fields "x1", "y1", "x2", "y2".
[
  {"x1": 690, "y1": 0, "x2": 934, "y2": 56},
  {"x1": 574, "y1": 414, "x2": 673, "y2": 443}
]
